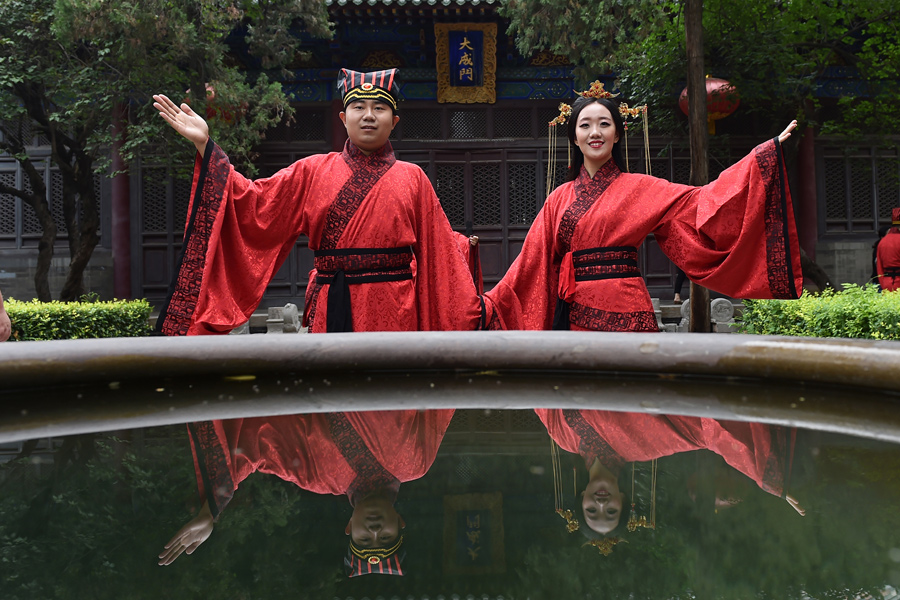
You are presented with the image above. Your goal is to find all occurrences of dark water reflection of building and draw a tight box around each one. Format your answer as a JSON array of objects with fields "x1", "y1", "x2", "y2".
[{"x1": 1, "y1": 409, "x2": 899, "y2": 599}]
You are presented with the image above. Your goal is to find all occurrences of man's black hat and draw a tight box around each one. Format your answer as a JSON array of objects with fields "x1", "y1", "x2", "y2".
[
  {"x1": 337, "y1": 68, "x2": 401, "y2": 111},
  {"x1": 344, "y1": 536, "x2": 405, "y2": 577}
]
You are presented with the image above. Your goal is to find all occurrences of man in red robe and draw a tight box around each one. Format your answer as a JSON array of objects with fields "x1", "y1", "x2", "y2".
[
  {"x1": 158, "y1": 409, "x2": 453, "y2": 576},
  {"x1": 152, "y1": 68, "x2": 487, "y2": 336},
  {"x1": 537, "y1": 409, "x2": 804, "y2": 538},
  {"x1": 876, "y1": 208, "x2": 900, "y2": 292}
]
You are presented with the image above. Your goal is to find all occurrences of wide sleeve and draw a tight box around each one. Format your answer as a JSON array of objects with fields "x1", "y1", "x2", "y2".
[
  {"x1": 186, "y1": 420, "x2": 243, "y2": 519},
  {"x1": 454, "y1": 232, "x2": 484, "y2": 295},
  {"x1": 690, "y1": 418, "x2": 795, "y2": 498},
  {"x1": 411, "y1": 170, "x2": 483, "y2": 331},
  {"x1": 484, "y1": 188, "x2": 565, "y2": 331},
  {"x1": 157, "y1": 140, "x2": 315, "y2": 336},
  {"x1": 653, "y1": 139, "x2": 803, "y2": 300},
  {"x1": 188, "y1": 415, "x2": 360, "y2": 518}
]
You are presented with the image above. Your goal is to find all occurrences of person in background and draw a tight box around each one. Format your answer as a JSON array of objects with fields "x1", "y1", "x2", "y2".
[
  {"x1": 672, "y1": 267, "x2": 687, "y2": 305},
  {"x1": 876, "y1": 208, "x2": 900, "y2": 292}
]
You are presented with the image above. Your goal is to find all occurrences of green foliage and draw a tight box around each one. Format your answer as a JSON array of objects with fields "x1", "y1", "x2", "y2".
[
  {"x1": 0, "y1": 0, "x2": 333, "y2": 301},
  {"x1": 502, "y1": 0, "x2": 900, "y2": 138},
  {"x1": 738, "y1": 284, "x2": 900, "y2": 339},
  {"x1": 4, "y1": 298, "x2": 152, "y2": 340},
  {"x1": 0, "y1": 430, "x2": 343, "y2": 599}
]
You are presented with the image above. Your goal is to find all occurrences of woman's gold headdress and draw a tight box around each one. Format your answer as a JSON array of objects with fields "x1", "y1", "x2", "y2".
[{"x1": 546, "y1": 81, "x2": 650, "y2": 197}]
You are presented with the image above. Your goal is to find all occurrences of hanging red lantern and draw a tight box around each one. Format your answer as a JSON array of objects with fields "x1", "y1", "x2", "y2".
[
  {"x1": 678, "y1": 76, "x2": 740, "y2": 135},
  {"x1": 183, "y1": 84, "x2": 246, "y2": 125}
]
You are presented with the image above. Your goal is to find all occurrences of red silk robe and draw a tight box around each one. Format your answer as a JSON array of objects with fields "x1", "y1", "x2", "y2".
[
  {"x1": 157, "y1": 140, "x2": 482, "y2": 336},
  {"x1": 537, "y1": 409, "x2": 793, "y2": 498},
  {"x1": 188, "y1": 410, "x2": 454, "y2": 518},
  {"x1": 876, "y1": 229, "x2": 900, "y2": 292},
  {"x1": 485, "y1": 139, "x2": 803, "y2": 331}
]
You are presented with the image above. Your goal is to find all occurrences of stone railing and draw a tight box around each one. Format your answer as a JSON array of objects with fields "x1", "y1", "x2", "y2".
[
  {"x1": 654, "y1": 298, "x2": 741, "y2": 333},
  {"x1": 234, "y1": 299, "x2": 742, "y2": 335}
]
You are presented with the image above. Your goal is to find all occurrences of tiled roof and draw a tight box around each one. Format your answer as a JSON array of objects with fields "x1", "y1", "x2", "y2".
[{"x1": 327, "y1": 0, "x2": 497, "y2": 6}]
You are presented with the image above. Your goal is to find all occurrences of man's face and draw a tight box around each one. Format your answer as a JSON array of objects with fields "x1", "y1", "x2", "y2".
[
  {"x1": 339, "y1": 99, "x2": 399, "y2": 154},
  {"x1": 347, "y1": 494, "x2": 404, "y2": 548}
]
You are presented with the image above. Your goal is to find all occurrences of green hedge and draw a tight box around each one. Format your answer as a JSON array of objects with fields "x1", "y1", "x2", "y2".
[
  {"x1": 739, "y1": 284, "x2": 900, "y2": 340},
  {"x1": 5, "y1": 298, "x2": 153, "y2": 341}
]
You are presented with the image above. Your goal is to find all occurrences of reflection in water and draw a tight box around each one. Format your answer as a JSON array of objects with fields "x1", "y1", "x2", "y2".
[
  {"x1": 2, "y1": 409, "x2": 900, "y2": 598},
  {"x1": 163, "y1": 410, "x2": 453, "y2": 576},
  {"x1": 540, "y1": 410, "x2": 804, "y2": 556}
]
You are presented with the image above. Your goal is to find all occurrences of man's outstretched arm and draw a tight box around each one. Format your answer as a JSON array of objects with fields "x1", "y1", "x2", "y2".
[{"x1": 158, "y1": 501, "x2": 214, "y2": 566}]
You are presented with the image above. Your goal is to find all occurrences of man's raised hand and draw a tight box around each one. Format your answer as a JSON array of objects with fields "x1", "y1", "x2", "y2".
[
  {"x1": 158, "y1": 502, "x2": 214, "y2": 566},
  {"x1": 153, "y1": 94, "x2": 209, "y2": 155}
]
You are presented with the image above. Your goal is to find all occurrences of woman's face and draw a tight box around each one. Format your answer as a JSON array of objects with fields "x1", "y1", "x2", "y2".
[
  {"x1": 581, "y1": 475, "x2": 625, "y2": 534},
  {"x1": 573, "y1": 102, "x2": 619, "y2": 174}
]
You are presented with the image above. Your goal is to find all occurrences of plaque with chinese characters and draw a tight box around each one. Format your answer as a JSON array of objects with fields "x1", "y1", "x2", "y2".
[{"x1": 435, "y1": 23, "x2": 497, "y2": 104}]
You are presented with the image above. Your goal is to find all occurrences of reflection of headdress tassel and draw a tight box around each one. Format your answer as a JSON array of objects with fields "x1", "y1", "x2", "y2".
[{"x1": 551, "y1": 440, "x2": 580, "y2": 533}]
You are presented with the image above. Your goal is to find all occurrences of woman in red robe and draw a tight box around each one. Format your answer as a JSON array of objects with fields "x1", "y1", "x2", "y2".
[
  {"x1": 485, "y1": 91, "x2": 804, "y2": 331},
  {"x1": 158, "y1": 409, "x2": 453, "y2": 574},
  {"x1": 538, "y1": 408, "x2": 804, "y2": 538}
]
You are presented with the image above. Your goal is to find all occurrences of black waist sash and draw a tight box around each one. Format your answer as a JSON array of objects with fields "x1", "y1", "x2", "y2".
[
  {"x1": 552, "y1": 246, "x2": 642, "y2": 330},
  {"x1": 314, "y1": 246, "x2": 414, "y2": 332},
  {"x1": 884, "y1": 269, "x2": 900, "y2": 278}
]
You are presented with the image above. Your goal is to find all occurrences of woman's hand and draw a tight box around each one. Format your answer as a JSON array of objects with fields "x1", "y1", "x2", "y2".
[
  {"x1": 778, "y1": 120, "x2": 798, "y2": 144},
  {"x1": 158, "y1": 502, "x2": 214, "y2": 566},
  {"x1": 786, "y1": 493, "x2": 806, "y2": 516},
  {"x1": 153, "y1": 94, "x2": 209, "y2": 155}
]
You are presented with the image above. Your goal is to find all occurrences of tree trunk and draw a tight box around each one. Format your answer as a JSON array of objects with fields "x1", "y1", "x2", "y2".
[
  {"x1": 22, "y1": 162, "x2": 56, "y2": 303},
  {"x1": 59, "y1": 153, "x2": 100, "y2": 301},
  {"x1": 0, "y1": 124, "x2": 56, "y2": 302},
  {"x1": 685, "y1": 0, "x2": 710, "y2": 333}
]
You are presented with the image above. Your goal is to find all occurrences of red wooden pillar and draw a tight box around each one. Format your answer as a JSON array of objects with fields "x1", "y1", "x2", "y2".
[{"x1": 332, "y1": 98, "x2": 347, "y2": 152}]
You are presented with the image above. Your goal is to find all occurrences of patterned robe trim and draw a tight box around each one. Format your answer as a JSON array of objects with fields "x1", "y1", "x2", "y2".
[
  {"x1": 325, "y1": 413, "x2": 401, "y2": 506},
  {"x1": 761, "y1": 424, "x2": 795, "y2": 498},
  {"x1": 320, "y1": 140, "x2": 397, "y2": 250},
  {"x1": 755, "y1": 139, "x2": 799, "y2": 299},
  {"x1": 573, "y1": 246, "x2": 641, "y2": 281},
  {"x1": 188, "y1": 421, "x2": 235, "y2": 519},
  {"x1": 557, "y1": 161, "x2": 622, "y2": 255},
  {"x1": 570, "y1": 302, "x2": 660, "y2": 332},
  {"x1": 156, "y1": 140, "x2": 229, "y2": 336},
  {"x1": 562, "y1": 410, "x2": 626, "y2": 473}
]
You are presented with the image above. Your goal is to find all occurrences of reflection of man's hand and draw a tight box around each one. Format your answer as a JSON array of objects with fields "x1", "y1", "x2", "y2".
[
  {"x1": 786, "y1": 494, "x2": 806, "y2": 516},
  {"x1": 158, "y1": 501, "x2": 214, "y2": 566}
]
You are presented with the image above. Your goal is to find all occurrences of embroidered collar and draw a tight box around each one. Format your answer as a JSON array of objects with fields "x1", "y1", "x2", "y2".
[
  {"x1": 577, "y1": 158, "x2": 621, "y2": 192},
  {"x1": 342, "y1": 139, "x2": 396, "y2": 169}
]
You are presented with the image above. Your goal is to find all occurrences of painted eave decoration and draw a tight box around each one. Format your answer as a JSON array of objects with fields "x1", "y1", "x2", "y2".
[{"x1": 327, "y1": 0, "x2": 498, "y2": 6}]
